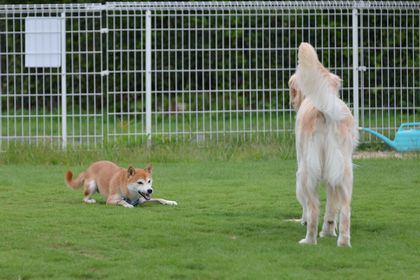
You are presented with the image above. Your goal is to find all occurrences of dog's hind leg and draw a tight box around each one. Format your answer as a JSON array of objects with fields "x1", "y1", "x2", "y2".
[
  {"x1": 296, "y1": 171, "x2": 308, "y2": 225},
  {"x1": 297, "y1": 172, "x2": 319, "y2": 245},
  {"x1": 320, "y1": 184, "x2": 339, "y2": 238},
  {"x1": 337, "y1": 168, "x2": 353, "y2": 247},
  {"x1": 83, "y1": 180, "x2": 97, "y2": 204}
]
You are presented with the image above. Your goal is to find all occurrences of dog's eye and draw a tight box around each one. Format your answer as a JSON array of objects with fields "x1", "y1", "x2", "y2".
[
  {"x1": 148, "y1": 180, "x2": 151, "y2": 184},
  {"x1": 138, "y1": 182, "x2": 144, "y2": 185}
]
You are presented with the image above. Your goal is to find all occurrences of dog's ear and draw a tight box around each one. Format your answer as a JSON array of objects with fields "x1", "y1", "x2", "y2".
[
  {"x1": 145, "y1": 164, "x2": 153, "y2": 174},
  {"x1": 329, "y1": 73, "x2": 342, "y2": 94},
  {"x1": 288, "y1": 74, "x2": 304, "y2": 111},
  {"x1": 127, "y1": 166, "x2": 136, "y2": 177}
]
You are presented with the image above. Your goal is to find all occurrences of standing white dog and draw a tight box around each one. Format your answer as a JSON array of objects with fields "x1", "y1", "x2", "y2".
[{"x1": 289, "y1": 43, "x2": 359, "y2": 247}]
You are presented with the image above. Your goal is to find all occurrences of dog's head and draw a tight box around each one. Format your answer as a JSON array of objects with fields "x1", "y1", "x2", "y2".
[{"x1": 127, "y1": 165, "x2": 153, "y2": 200}]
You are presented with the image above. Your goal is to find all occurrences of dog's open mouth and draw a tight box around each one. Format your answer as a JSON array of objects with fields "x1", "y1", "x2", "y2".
[{"x1": 138, "y1": 191, "x2": 151, "y2": 201}]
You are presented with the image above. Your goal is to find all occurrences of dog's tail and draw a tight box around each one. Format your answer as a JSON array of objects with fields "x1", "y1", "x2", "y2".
[
  {"x1": 295, "y1": 42, "x2": 348, "y2": 121},
  {"x1": 65, "y1": 170, "x2": 85, "y2": 189}
]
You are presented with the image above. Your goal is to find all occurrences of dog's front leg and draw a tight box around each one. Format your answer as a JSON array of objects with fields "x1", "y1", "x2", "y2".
[
  {"x1": 142, "y1": 198, "x2": 177, "y2": 206},
  {"x1": 107, "y1": 196, "x2": 134, "y2": 208},
  {"x1": 320, "y1": 184, "x2": 339, "y2": 238},
  {"x1": 337, "y1": 178, "x2": 353, "y2": 247}
]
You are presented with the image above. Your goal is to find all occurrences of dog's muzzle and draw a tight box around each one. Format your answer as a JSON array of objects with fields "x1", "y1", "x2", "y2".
[{"x1": 138, "y1": 190, "x2": 151, "y2": 200}]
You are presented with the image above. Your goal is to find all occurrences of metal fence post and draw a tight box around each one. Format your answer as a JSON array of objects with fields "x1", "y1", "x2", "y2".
[
  {"x1": 145, "y1": 10, "x2": 152, "y2": 147},
  {"x1": 61, "y1": 12, "x2": 67, "y2": 148},
  {"x1": 352, "y1": 8, "x2": 359, "y2": 127}
]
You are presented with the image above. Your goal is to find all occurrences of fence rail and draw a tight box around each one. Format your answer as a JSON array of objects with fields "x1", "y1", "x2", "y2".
[{"x1": 1, "y1": 1, "x2": 419, "y2": 147}]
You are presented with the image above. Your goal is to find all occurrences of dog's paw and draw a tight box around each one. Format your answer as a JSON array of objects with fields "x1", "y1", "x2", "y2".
[
  {"x1": 320, "y1": 221, "x2": 337, "y2": 238},
  {"x1": 320, "y1": 230, "x2": 337, "y2": 238},
  {"x1": 83, "y1": 198, "x2": 96, "y2": 204},
  {"x1": 337, "y1": 236, "x2": 351, "y2": 247},
  {"x1": 284, "y1": 218, "x2": 303, "y2": 223},
  {"x1": 123, "y1": 203, "x2": 134, "y2": 208},
  {"x1": 298, "y1": 238, "x2": 317, "y2": 245},
  {"x1": 165, "y1": 200, "x2": 177, "y2": 206}
]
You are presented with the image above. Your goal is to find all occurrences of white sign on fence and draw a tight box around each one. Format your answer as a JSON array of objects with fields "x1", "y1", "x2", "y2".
[{"x1": 25, "y1": 17, "x2": 62, "y2": 68}]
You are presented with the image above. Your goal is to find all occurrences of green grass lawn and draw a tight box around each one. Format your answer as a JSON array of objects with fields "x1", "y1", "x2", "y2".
[{"x1": 0, "y1": 158, "x2": 419, "y2": 279}]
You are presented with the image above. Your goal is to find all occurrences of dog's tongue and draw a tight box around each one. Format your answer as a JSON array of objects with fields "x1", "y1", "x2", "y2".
[{"x1": 139, "y1": 192, "x2": 150, "y2": 200}]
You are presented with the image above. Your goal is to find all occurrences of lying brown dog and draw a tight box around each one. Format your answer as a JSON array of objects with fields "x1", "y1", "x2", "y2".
[{"x1": 65, "y1": 160, "x2": 177, "y2": 208}]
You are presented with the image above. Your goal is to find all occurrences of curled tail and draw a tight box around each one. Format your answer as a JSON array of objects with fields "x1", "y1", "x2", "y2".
[
  {"x1": 65, "y1": 170, "x2": 85, "y2": 189},
  {"x1": 295, "y1": 42, "x2": 348, "y2": 121}
]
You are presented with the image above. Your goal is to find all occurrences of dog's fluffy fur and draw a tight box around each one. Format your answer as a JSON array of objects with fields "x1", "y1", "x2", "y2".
[
  {"x1": 289, "y1": 43, "x2": 358, "y2": 247},
  {"x1": 65, "y1": 160, "x2": 177, "y2": 208}
]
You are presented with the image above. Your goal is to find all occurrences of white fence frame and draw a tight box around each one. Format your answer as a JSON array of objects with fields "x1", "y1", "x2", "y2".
[{"x1": 0, "y1": 1, "x2": 419, "y2": 147}]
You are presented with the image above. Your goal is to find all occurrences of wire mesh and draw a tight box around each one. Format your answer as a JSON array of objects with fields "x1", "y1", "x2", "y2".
[
  {"x1": 0, "y1": 4, "x2": 103, "y2": 147},
  {"x1": 0, "y1": 2, "x2": 419, "y2": 147}
]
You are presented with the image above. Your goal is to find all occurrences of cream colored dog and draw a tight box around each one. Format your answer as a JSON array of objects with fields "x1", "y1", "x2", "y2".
[
  {"x1": 65, "y1": 161, "x2": 177, "y2": 208},
  {"x1": 289, "y1": 43, "x2": 358, "y2": 247}
]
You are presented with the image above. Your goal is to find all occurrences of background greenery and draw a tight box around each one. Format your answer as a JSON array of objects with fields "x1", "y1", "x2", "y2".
[{"x1": 1, "y1": 2, "x2": 419, "y2": 112}]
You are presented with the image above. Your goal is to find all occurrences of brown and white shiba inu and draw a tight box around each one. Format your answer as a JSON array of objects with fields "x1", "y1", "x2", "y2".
[{"x1": 65, "y1": 160, "x2": 177, "y2": 208}]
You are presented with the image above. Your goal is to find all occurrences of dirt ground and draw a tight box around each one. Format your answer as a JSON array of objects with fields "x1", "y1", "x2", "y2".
[{"x1": 353, "y1": 151, "x2": 418, "y2": 159}]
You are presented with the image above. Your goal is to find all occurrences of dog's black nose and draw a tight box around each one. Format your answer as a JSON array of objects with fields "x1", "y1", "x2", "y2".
[{"x1": 147, "y1": 189, "x2": 153, "y2": 194}]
